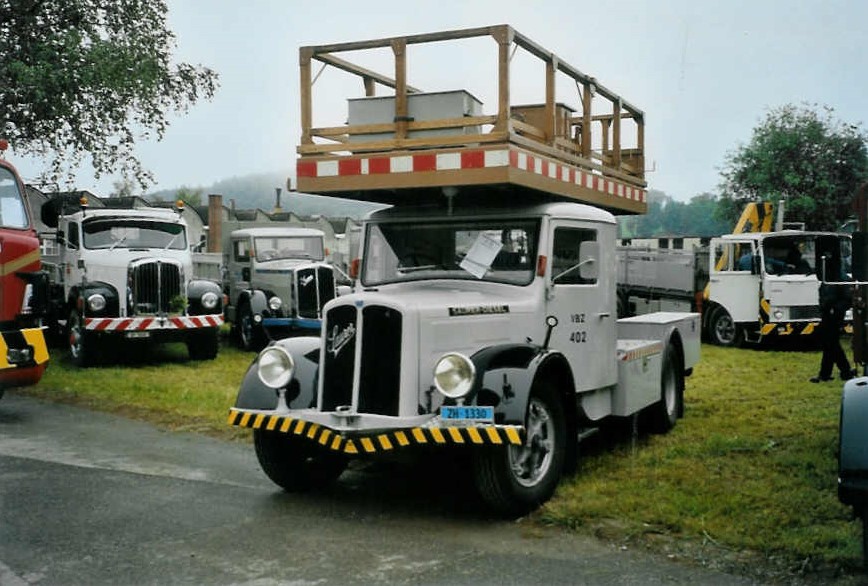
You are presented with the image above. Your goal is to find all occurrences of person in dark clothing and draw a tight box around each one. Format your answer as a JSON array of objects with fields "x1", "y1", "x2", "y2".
[{"x1": 810, "y1": 277, "x2": 857, "y2": 382}]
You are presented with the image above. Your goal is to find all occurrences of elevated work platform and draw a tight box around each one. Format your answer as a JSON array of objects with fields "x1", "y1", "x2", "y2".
[{"x1": 297, "y1": 25, "x2": 647, "y2": 214}]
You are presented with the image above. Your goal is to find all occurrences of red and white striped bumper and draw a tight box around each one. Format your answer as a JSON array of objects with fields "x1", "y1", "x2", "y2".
[{"x1": 84, "y1": 314, "x2": 224, "y2": 332}]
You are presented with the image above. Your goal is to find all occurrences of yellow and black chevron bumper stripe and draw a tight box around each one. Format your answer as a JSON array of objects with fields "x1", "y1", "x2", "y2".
[
  {"x1": 758, "y1": 299, "x2": 819, "y2": 337},
  {"x1": 0, "y1": 327, "x2": 49, "y2": 370},
  {"x1": 227, "y1": 408, "x2": 525, "y2": 454}
]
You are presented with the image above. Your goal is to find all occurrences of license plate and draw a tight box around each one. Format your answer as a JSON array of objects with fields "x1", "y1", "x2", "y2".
[
  {"x1": 440, "y1": 405, "x2": 494, "y2": 423},
  {"x1": 125, "y1": 331, "x2": 150, "y2": 339}
]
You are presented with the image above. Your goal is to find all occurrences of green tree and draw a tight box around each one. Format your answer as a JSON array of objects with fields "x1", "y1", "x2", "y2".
[
  {"x1": 0, "y1": 0, "x2": 218, "y2": 189},
  {"x1": 719, "y1": 104, "x2": 868, "y2": 230},
  {"x1": 175, "y1": 185, "x2": 203, "y2": 206}
]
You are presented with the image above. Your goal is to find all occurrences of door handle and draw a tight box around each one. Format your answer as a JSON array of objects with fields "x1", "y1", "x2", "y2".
[{"x1": 597, "y1": 312, "x2": 611, "y2": 318}]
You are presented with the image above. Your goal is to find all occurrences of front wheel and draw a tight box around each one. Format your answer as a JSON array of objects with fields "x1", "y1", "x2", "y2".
[
  {"x1": 472, "y1": 379, "x2": 566, "y2": 517},
  {"x1": 708, "y1": 307, "x2": 742, "y2": 347},
  {"x1": 187, "y1": 328, "x2": 219, "y2": 360},
  {"x1": 253, "y1": 429, "x2": 348, "y2": 492},
  {"x1": 237, "y1": 303, "x2": 265, "y2": 352},
  {"x1": 68, "y1": 309, "x2": 95, "y2": 367}
]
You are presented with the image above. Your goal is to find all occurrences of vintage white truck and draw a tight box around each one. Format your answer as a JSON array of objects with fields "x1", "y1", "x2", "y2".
[
  {"x1": 222, "y1": 226, "x2": 338, "y2": 350},
  {"x1": 227, "y1": 25, "x2": 701, "y2": 515},
  {"x1": 42, "y1": 196, "x2": 224, "y2": 366}
]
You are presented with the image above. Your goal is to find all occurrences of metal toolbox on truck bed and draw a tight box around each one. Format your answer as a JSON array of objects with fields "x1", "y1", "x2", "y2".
[{"x1": 617, "y1": 312, "x2": 701, "y2": 371}]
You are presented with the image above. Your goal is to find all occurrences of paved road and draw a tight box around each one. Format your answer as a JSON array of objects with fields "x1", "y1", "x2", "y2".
[{"x1": 0, "y1": 392, "x2": 755, "y2": 585}]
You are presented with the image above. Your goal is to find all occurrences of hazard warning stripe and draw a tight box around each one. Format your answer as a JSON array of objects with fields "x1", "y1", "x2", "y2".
[
  {"x1": 758, "y1": 298, "x2": 821, "y2": 337},
  {"x1": 297, "y1": 145, "x2": 646, "y2": 203},
  {"x1": 85, "y1": 314, "x2": 223, "y2": 331},
  {"x1": 227, "y1": 408, "x2": 525, "y2": 454},
  {"x1": 0, "y1": 327, "x2": 49, "y2": 369}
]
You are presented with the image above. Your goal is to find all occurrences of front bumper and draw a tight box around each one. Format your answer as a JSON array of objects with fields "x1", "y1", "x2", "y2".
[
  {"x1": 261, "y1": 316, "x2": 322, "y2": 332},
  {"x1": 228, "y1": 407, "x2": 524, "y2": 455},
  {"x1": 0, "y1": 326, "x2": 49, "y2": 388},
  {"x1": 85, "y1": 314, "x2": 223, "y2": 332}
]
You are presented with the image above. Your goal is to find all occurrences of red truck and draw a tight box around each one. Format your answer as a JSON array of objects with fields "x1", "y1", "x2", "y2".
[{"x1": 0, "y1": 140, "x2": 49, "y2": 398}]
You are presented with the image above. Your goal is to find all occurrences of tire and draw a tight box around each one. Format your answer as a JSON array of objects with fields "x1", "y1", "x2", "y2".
[
  {"x1": 67, "y1": 309, "x2": 95, "y2": 367},
  {"x1": 649, "y1": 346, "x2": 683, "y2": 433},
  {"x1": 709, "y1": 307, "x2": 742, "y2": 347},
  {"x1": 472, "y1": 379, "x2": 567, "y2": 517},
  {"x1": 187, "y1": 328, "x2": 219, "y2": 361},
  {"x1": 253, "y1": 429, "x2": 348, "y2": 492},
  {"x1": 237, "y1": 302, "x2": 264, "y2": 352}
]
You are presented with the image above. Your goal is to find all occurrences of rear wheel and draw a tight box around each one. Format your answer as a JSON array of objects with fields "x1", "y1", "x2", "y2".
[
  {"x1": 649, "y1": 346, "x2": 683, "y2": 433},
  {"x1": 472, "y1": 379, "x2": 566, "y2": 517},
  {"x1": 254, "y1": 429, "x2": 348, "y2": 492},
  {"x1": 709, "y1": 306, "x2": 742, "y2": 347}
]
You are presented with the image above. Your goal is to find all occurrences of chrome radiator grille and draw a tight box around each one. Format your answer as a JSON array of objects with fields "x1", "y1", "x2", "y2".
[
  {"x1": 296, "y1": 266, "x2": 336, "y2": 319},
  {"x1": 321, "y1": 303, "x2": 402, "y2": 416},
  {"x1": 127, "y1": 260, "x2": 183, "y2": 315}
]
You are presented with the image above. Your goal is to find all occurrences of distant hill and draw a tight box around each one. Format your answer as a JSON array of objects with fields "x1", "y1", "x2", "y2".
[{"x1": 147, "y1": 171, "x2": 384, "y2": 219}]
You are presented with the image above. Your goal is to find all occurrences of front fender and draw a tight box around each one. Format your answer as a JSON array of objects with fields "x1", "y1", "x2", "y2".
[
  {"x1": 187, "y1": 279, "x2": 223, "y2": 315},
  {"x1": 233, "y1": 336, "x2": 321, "y2": 411},
  {"x1": 839, "y1": 377, "x2": 868, "y2": 509},
  {"x1": 470, "y1": 343, "x2": 551, "y2": 425}
]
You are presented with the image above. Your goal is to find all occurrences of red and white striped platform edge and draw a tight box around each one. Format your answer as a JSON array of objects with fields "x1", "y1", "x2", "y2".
[
  {"x1": 85, "y1": 315, "x2": 224, "y2": 332},
  {"x1": 297, "y1": 145, "x2": 646, "y2": 203}
]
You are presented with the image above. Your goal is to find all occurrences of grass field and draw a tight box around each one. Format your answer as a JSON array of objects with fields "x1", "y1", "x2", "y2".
[{"x1": 12, "y1": 335, "x2": 866, "y2": 581}]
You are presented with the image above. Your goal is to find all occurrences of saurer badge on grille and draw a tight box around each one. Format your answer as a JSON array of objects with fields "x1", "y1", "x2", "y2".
[{"x1": 326, "y1": 323, "x2": 355, "y2": 357}]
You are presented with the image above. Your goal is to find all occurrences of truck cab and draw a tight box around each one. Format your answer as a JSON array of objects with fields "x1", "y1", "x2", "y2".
[
  {"x1": 224, "y1": 227, "x2": 337, "y2": 350},
  {"x1": 706, "y1": 231, "x2": 851, "y2": 345},
  {"x1": 0, "y1": 157, "x2": 49, "y2": 394},
  {"x1": 45, "y1": 199, "x2": 224, "y2": 365}
]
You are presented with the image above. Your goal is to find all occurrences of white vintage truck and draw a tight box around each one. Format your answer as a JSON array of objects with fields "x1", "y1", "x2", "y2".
[
  {"x1": 227, "y1": 25, "x2": 701, "y2": 515},
  {"x1": 42, "y1": 196, "x2": 224, "y2": 365},
  {"x1": 222, "y1": 226, "x2": 338, "y2": 350}
]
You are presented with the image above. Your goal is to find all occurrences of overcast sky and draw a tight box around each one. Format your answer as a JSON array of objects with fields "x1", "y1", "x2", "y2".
[{"x1": 10, "y1": 0, "x2": 868, "y2": 202}]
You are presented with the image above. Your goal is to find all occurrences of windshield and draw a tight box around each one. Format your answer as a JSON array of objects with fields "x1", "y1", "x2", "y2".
[
  {"x1": 361, "y1": 218, "x2": 540, "y2": 286},
  {"x1": 254, "y1": 236, "x2": 324, "y2": 261},
  {"x1": 0, "y1": 167, "x2": 29, "y2": 229},
  {"x1": 760, "y1": 234, "x2": 850, "y2": 277},
  {"x1": 83, "y1": 219, "x2": 187, "y2": 250}
]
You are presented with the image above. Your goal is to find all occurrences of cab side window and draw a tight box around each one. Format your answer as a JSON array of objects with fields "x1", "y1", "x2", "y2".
[
  {"x1": 66, "y1": 222, "x2": 80, "y2": 249},
  {"x1": 233, "y1": 239, "x2": 250, "y2": 262},
  {"x1": 552, "y1": 227, "x2": 597, "y2": 285}
]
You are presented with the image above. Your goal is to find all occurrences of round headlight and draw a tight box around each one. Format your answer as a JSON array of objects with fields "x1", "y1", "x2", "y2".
[
  {"x1": 433, "y1": 352, "x2": 476, "y2": 399},
  {"x1": 87, "y1": 293, "x2": 106, "y2": 312},
  {"x1": 268, "y1": 296, "x2": 283, "y2": 312},
  {"x1": 773, "y1": 310, "x2": 784, "y2": 320},
  {"x1": 257, "y1": 346, "x2": 294, "y2": 389},
  {"x1": 201, "y1": 291, "x2": 219, "y2": 310}
]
